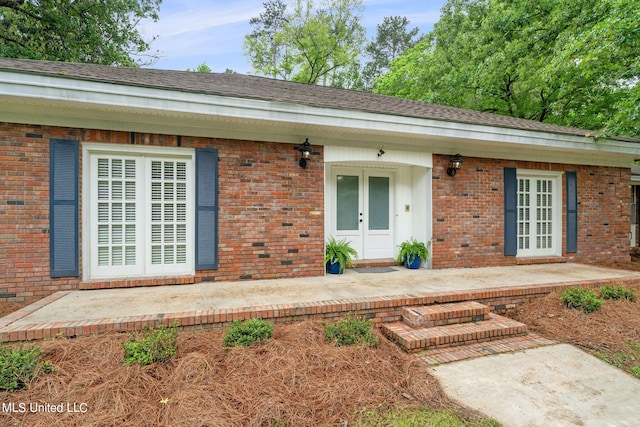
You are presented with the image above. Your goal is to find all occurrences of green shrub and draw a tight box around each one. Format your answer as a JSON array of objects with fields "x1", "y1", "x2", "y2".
[
  {"x1": 599, "y1": 285, "x2": 637, "y2": 302},
  {"x1": 0, "y1": 344, "x2": 53, "y2": 391},
  {"x1": 223, "y1": 319, "x2": 274, "y2": 347},
  {"x1": 122, "y1": 323, "x2": 179, "y2": 366},
  {"x1": 561, "y1": 287, "x2": 603, "y2": 314},
  {"x1": 323, "y1": 315, "x2": 378, "y2": 347}
]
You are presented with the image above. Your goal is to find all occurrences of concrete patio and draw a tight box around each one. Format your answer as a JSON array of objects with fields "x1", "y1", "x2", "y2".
[{"x1": 1, "y1": 263, "x2": 639, "y2": 341}]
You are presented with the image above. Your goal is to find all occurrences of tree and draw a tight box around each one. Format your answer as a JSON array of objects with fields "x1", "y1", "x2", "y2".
[
  {"x1": 244, "y1": 0, "x2": 365, "y2": 87},
  {"x1": 0, "y1": 0, "x2": 162, "y2": 66},
  {"x1": 376, "y1": 0, "x2": 640, "y2": 138},
  {"x1": 362, "y1": 16, "x2": 419, "y2": 90},
  {"x1": 244, "y1": 0, "x2": 290, "y2": 78},
  {"x1": 187, "y1": 62, "x2": 212, "y2": 73}
]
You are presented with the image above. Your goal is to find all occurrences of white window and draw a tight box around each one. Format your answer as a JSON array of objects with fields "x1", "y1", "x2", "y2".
[
  {"x1": 84, "y1": 144, "x2": 195, "y2": 280},
  {"x1": 516, "y1": 171, "x2": 562, "y2": 257}
]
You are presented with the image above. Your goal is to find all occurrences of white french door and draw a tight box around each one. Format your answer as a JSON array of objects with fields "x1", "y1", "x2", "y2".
[
  {"x1": 333, "y1": 168, "x2": 394, "y2": 259},
  {"x1": 87, "y1": 151, "x2": 194, "y2": 279},
  {"x1": 516, "y1": 172, "x2": 561, "y2": 257}
]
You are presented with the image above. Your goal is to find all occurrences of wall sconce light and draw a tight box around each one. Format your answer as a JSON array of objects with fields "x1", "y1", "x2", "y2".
[
  {"x1": 377, "y1": 147, "x2": 385, "y2": 157},
  {"x1": 446, "y1": 153, "x2": 464, "y2": 176},
  {"x1": 294, "y1": 138, "x2": 317, "y2": 168}
]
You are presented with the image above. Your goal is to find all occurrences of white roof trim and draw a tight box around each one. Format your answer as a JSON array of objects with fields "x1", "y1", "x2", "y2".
[{"x1": 1, "y1": 71, "x2": 639, "y2": 167}]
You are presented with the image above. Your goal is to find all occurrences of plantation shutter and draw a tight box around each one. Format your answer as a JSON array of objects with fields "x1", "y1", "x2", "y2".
[
  {"x1": 195, "y1": 148, "x2": 219, "y2": 270},
  {"x1": 566, "y1": 171, "x2": 578, "y2": 253},
  {"x1": 504, "y1": 167, "x2": 518, "y2": 256},
  {"x1": 95, "y1": 156, "x2": 140, "y2": 274},
  {"x1": 50, "y1": 139, "x2": 79, "y2": 277}
]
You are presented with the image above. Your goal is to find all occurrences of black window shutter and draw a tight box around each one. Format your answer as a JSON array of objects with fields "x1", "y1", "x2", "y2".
[
  {"x1": 195, "y1": 148, "x2": 219, "y2": 270},
  {"x1": 566, "y1": 171, "x2": 578, "y2": 253},
  {"x1": 504, "y1": 168, "x2": 518, "y2": 256},
  {"x1": 50, "y1": 139, "x2": 79, "y2": 277}
]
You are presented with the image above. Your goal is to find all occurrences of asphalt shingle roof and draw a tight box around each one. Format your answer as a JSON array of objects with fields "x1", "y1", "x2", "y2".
[{"x1": 0, "y1": 57, "x2": 617, "y2": 139}]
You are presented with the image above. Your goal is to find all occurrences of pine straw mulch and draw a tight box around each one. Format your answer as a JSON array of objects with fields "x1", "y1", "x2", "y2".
[
  {"x1": 509, "y1": 279, "x2": 640, "y2": 373},
  {"x1": 0, "y1": 320, "x2": 466, "y2": 427}
]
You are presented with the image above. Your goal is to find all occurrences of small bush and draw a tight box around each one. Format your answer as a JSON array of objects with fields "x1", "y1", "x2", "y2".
[
  {"x1": 561, "y1": 287, "x2": 603, "y2": 314},
  {"x1": 324, "y1": 315, "x2": 378, "y2": 347},
  {"x1": 122, "y1": 323, "x2": 179, "y2": 366},
  {"x1": 0, "y1": 344, "x2": 53, "y2": 391},
  {"x1": 599, "y1": 285, "x2": 637, "y2": 302},
  {"x1": 223, "y1": 319, "x2": 274, "y2": 347}
]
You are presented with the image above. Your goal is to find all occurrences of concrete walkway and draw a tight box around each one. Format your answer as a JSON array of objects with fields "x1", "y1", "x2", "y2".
[
  {"x1": 432, "y1": 344, "x2": 640, "y2": 426},
  {"x1": 10, "y1": 263, "x2": 640, "y2": 324}
]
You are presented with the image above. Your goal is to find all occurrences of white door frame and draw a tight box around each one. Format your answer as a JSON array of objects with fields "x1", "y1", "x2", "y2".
[{"x1": 329, "y1": 166, "x2": 395, "y2": 259}]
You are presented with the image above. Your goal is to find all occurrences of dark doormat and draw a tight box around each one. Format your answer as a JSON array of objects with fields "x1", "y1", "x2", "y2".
[{"x1": 352, "y1": 266, "x2": 398, "y2": 274}]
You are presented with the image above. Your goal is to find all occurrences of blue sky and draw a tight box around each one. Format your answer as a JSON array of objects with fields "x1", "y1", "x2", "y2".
[{"x1": 142, "y1": 0, "x2": 446, "y2": 73}]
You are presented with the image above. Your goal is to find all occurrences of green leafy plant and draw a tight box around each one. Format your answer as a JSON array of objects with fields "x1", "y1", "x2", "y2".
[
  {"x1": 122, "y1": 323, "x2": 179, "y2": 366},
  {"x1": 0, "y1": 344, "x2": 53, "y2": 391},
  {"x1": 397, "y1": 238, "x2": 429, "y2": 265},
  {"x1": 223, "y1": 319, "x2": 274, "y2": 347},
  {"x1": 561, "y1": 287, "x2": 603, "y2": 314},
  {"x1": 323, "y1": 315, "x2": 378, "y2": 347},
  {"x1": 324, "y1": 236, "x2": 358, "y2": 273},
  {"x1": 599, "y1": 285, "x2": 637, "y2": 302}
]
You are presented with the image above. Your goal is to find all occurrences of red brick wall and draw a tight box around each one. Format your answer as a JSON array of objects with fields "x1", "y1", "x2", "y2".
[
  {"x1": 431, "y1": 155, "x2": 631, "y2": 268},
  {"x1": 0, "y1": 123, "x2": 324, "y2": 303}
]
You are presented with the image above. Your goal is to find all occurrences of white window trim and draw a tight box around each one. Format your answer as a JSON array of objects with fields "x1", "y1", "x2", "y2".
[
  {"x1": 516, "y1": 170, "x2": 563, "y2": 258},
  {"x1": 82, "y1": 143, "x2": 196, "y2": 280}
]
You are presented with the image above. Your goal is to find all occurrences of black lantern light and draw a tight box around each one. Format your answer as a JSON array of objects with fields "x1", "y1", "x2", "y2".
[
  {"x1": 294, "y1": 138, "x2": 317, "y2": 168},
  {"x1": 446, "y1": 153, "x2": 464, "y2": 176}
]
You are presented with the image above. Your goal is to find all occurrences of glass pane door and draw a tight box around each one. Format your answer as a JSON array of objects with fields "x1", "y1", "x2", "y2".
[
  {"x1": 337, "y1": 175, "x2": 359, "y2": 230},
  {"x1": 368, "y1": 176, "x2": 389, "y2": 230}
]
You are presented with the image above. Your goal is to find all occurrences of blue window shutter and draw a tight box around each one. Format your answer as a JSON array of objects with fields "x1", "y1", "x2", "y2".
[
  {"x1": 566, "y1": 171, "x2": 578, "y2": 253},
  {"x1": 195, "y1": 148, "x2": 219, "y2": 270},
  {"x1": 50, "y1": 139, "x2": 79, "y2": 277},
  {"x1": 504, "y1": 168, "x2": 517, "y2": 256}
]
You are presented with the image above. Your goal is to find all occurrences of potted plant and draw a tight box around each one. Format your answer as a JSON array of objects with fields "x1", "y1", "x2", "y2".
[
  {"x1": 397, "y1": 238, "x2": 429, "y2": 269},
  {"x1": 325, "y1": 236, "x2": 358, "y2": 274}
]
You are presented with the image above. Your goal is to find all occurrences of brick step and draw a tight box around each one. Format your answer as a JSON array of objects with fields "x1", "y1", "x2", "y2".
[
  {"x1": 381, "y1": 313, "x2": 528, "y2": 353},
  {"x1": 403, "y1": 301, "x2": 490, "y2": 328}
]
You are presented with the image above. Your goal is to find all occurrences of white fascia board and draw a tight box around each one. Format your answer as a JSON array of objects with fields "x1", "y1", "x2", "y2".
[{"x1": 2, "y1": 71, "x2": 639, "y2": 162}]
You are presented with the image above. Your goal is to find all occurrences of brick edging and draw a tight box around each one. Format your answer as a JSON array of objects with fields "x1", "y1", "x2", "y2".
[
  {"x1": 1, "y1": 276, "x2": 639, "y2": 342},
  {"x1": 0, "y1": 291, "x2": 71, "y2": 329}
]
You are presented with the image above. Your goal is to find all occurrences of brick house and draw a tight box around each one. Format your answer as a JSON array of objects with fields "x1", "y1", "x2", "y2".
[{"x1": 1, "y1": 58, "x2": 638, "y2": 304}]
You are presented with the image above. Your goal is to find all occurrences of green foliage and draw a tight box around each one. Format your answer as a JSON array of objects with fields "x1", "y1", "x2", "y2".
[
  {"x1": 561, "y1": 287, "x2": 603, "y2": 314},
  {"x1": 353, "y1": 406, "x2": 500, "y2": 426},
  {"x1": 187, "y1": 62, "x2": 212, "y2": 73},
  {"x1": 362, "y1": 16, "x2": 420, "y2": 90},
  {"x1": 397, "y1": 238, "x2": 429, "y2": 265},
  {"x1": 122, "y1": 323, "x2": 179, "y2": 366},
  {"x1": 323, "y1": 315, "x2": 378, "y2": 347},
  {"x1": 0, "y1": 343, "x2": 53, "y2": 391},
  {"x1": 244, "y1": 0, "x2": 366, "y2": 86},
  {"x1": 223, "y1": 319, "x2": 274, "y2": 347},
  {"x1": 0, "y1": 0, "x2": 161, "y2": 66},
  {"x1": 325, "y1": 236, "x2": 358, "y2": 273},
  {"x1": 599, "y1": 285, "x2": 637, "y2": 301},
  {"x1": 376, "y1": 0, "x2": 640, "y2": 139}
]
